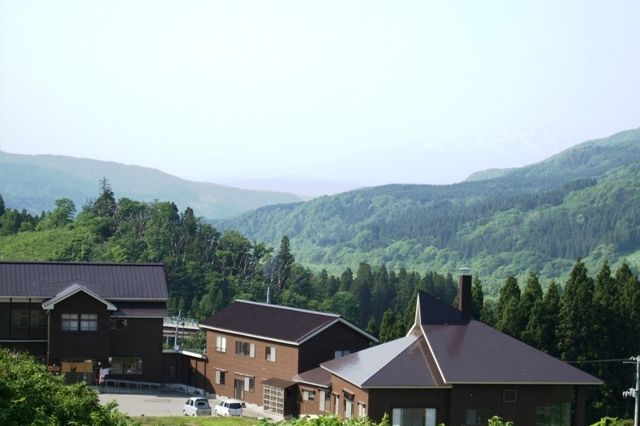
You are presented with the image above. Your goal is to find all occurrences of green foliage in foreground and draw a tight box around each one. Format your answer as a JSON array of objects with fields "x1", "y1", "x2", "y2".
[
  {"x1": 590, "y1": 418, "x2": 634, "y2": 426},
  {"x1": 135, "y1": 416, "x2": 256, "y2": 426},
  {"x1": 0, "y1": 349, "x2": 136, "y2": 426},
  {"x1": 259, "y1": 414, "x2": 388, "y2": 426}
]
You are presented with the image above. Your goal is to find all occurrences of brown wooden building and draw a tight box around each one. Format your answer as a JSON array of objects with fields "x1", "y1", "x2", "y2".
[
  {"x1": 308, "y1": 272, "x2": 601, "y2": 426},
  {"x1": 199, "y1": 300, "x2": 377, "y2": 417},
  {"x1": 0, "y1": 261, "x2": 168, "y2": 383}
]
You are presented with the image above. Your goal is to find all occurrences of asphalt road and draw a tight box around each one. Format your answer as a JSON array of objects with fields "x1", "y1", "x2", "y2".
[{"x1": 98, "y1": 390, "x2": 266, "y2": 418}]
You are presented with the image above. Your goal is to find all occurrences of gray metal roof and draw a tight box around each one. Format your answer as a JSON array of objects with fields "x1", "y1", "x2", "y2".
[
  {"x1": 0, "y1": 261, "x2": 168, "y2": 300},
  {"x1": 321, "y1": 334, "x2": 424, "y2": 387}
]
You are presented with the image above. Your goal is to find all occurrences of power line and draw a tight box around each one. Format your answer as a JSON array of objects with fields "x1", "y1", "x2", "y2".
[{"x1": 566, "y1": 357, "x2": 633, "y2": 364}]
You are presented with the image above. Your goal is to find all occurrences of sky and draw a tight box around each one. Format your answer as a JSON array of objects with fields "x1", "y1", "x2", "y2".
[{"x1": 1, "y1": 1, "x2": 639, "y2": 192}]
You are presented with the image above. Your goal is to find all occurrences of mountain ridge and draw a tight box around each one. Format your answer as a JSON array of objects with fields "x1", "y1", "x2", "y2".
[{"x1": 0, "y1": 150, "x2": 302, "y2": 219}]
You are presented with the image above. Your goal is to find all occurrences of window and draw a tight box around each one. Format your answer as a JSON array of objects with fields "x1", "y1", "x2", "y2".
[
  {"x1": 266, "y1": 346, "x2": 276, "y2": 362},
  {"x1": 216, "y1": 335, "x2": 227, "y2": 352},
  {"x1": 235, "y1": 341, "x2": 255, "y2": 357},
  {"x1": 80, "y1": 314, "x2": 97, "y2": 331},
  {"x1": 392, "y1": 408, "x2": 436, "y2": 426},
  {"x1": 344, "y1": 399, "x2": 353, "y2": 419},
  {"x1": 243, "y1": 376, "x2": 255, "y2": 392},
  {"x1": 319, "y1": 390, "x2": 326, "y2": 411},
  {"x1": 31, "y1": 310, "x2": 46, "y2": 328},
  {"x1": 111, "y1": 319, "x2": 127, "y2": 330},
  {"x1": 61, "y1": 313, "x2": 79, "y2": 331},
  {"x1": 334, "y1": 350, "x2": 351, "y2": 358},
  {"x1": 215, "y1": 370, "x2": 226, "y2": 385},
  {"x1": 109, "y1": 357, "x2": 142, "y2": 375},
  {"x1": 302, "y1": 390, "x2": 316, "y2": 401},
  {"x1": 358, "y1": 402, "x2": 366, "y2": 417},
  {"x1": 536, "y1": 403, "x2": 571, "y2": 426},
  {"x1": 334, "y1": 394, "x2": 340, "y2": 416},
  {"x1": 466, "y1": 409, "x2": 492, "y2": 426}
]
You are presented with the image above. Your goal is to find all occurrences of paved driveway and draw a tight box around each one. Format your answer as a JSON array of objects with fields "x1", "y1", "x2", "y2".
[{"x1": 98, "y1": 389, "x2": 267, "y2": 418}]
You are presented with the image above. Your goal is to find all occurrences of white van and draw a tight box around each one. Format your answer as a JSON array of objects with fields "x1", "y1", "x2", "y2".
[{"x1": 183, "y1": 397, "x2": 212, "y2": 416}]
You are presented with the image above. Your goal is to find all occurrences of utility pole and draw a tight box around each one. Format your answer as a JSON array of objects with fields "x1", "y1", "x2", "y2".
[
  {"x1": 174, "y1": 310, "x2": 182, "y2": 351},
  {"x1": 623, "y1": 356, "x2": 640, "y2": 426}
]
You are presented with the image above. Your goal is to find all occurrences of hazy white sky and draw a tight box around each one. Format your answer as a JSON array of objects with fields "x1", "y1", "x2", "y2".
[{"x1": 1, "y1": 0, "x2": 639, "y2": 187}]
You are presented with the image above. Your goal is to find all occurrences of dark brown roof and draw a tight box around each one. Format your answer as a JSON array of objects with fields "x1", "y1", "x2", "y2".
[
  {"x1": 423, "y1": 321, "x2": 601, "y2": 384},
  {"x1": 418, "y1": 291, "x2": 464, "y2": 324},
  {"x1": 0, "y1": 261, "x2": 168, "y2": 300},
  {"x1": 199, "y1": 300, "x2": 373, "y2": 344},
  {"x1": 322, "y1": 290, "x2": 601, "y2": 388},
  {"x1": 262, "y1": 378, "x2": 297, "y2": 388}
]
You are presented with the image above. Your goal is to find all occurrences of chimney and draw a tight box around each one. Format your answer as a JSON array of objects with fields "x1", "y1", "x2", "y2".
[{"x1": 458, "y1": 267, "x2": 472, "y2": 320}]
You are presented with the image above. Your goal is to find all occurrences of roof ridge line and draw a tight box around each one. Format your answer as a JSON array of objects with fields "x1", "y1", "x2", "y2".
[
  {"x1": 234, "y1": 299, "x2": 340, "y2": 318},
  {"x1": 0, "y1": 261, "x2": 164, "y2": 266},
  {"x1": 360, "y1": 334, "x2": 421, "y2": 386}
]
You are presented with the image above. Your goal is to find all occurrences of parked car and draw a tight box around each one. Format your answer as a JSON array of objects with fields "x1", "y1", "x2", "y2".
[
  {"x1": 183, "y1": 397, "x2": 212, "y2": 416},
  {"x1": 214, "y1": 400, "x2": 244, "y2": 416}
]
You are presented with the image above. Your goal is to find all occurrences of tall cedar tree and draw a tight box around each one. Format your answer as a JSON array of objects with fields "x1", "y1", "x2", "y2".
[
  {"x1": 557, "y1": 259, "x2": 596, "y2": 363},
  {"x1": 273, "y1": 235, "x2": 294, "y2": 291},
  {"x1": 519, "y1": 272, "x2": 543, "y2": 342},
  {"x1": 353, "y1": 262, "x2": 373, "y2": 326},
  {"x1": 470, "y1": 276, "x2": 484, "y2": 319},
  {"x1": 495, "y1": 275, "x2": 522, "y2": 337}
]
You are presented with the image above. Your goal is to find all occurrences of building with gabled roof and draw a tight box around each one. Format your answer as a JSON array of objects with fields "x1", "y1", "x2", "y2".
[
  {"x1": 309, "y1": 271, "x2": 601, "y2": 426},
  {"x1": 199, "y1": 299, "x2": 377, "y2": 417},
  {"x1": 0, "y1": 261, "x2": 168, "y2": 383}
]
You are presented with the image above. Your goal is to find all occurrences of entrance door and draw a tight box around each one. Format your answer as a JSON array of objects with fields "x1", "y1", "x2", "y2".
[{"x1": 234, "y1": 379, "x2": 244, "y2": 400}]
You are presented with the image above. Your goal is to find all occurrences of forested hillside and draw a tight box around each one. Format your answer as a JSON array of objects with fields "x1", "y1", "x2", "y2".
[
  {"x1": 221, "y1": 129, "x2": 640, "y2": 291},
  {"x1": 0, "y1": 150, "x2": 302, "y2": 219}
]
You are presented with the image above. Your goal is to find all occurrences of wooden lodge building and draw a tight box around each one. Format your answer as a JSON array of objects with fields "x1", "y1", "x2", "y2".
[{"x1": 0, "y1": 261, "x2": 168, "y2": 383}]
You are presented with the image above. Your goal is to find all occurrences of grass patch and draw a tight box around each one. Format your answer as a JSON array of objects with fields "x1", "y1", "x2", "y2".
[{"x1": 134, "y1": 416, "x2": 258, "y2": 426}]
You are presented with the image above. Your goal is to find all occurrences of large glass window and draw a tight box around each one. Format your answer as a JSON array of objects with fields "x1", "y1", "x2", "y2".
[
  {"x1": 392, "y1": 408, "x2": 437, "y2": 426},
  {"x1": 109, "y1": 357, "x2": 142, "y2": 375},
  {"x1": 536, "y1": 403, "x2": 571, "y2": 426},
  {"x1": 30, "y1": 310, "x2": 46, "y2": 328},
  {"x1": 61, "y1": 313, "x2": 79, "y2": 331},
  {"x1": 11, "y1": 310, "x2": 29, "y2": 328},
  {"x1": 466, "y1": 409, "x2": 492, "y2": 426},
  {"x1": 80, "y1": 314, "x2": 97, "y2": 331}
]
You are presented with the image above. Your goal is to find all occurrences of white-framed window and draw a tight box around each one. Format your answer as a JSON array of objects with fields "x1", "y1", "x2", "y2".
[
  {"x1": 345, "y1": 399, "x2": 353, "y2": 419},
  {"x1": 334, "y1": 350, "x2": 351, "y2": 358},
  {"x1": 392, "y1": 408, "x2": 436, "y2": 426},
  {"x1": 358, "y1": 402, "x2": 366, "y2": 417},
  {"x1": 215, "y1": 370, "x2": 226, "y2": 385},
  {"x1": 302, "y1": 390, "x2": 316, "y2": 401},
  {"x1": 319, "y1": 390, "x2": 326, "y2": 411},
  {"x1": 243, "y1": 376, "x2": 255, "y2": 392},
  {"x1": 266, "y1": 346, "x2": 276, "y2": 362},
  {"x1": 216, "y1": 335, "x2": 227, "y2": 352},
  {"x1": 334, "y1": 394, "x2": 340, "y2": 415},
  {"x1": 61, "y1": 313, "x2": 79, "y2": 331},
  {"x1": 235, "y1": 341, "x2": 255, "y2": 357},
  {"x1": 80, "y1": 314, "x2": 97, "y2": 331}
]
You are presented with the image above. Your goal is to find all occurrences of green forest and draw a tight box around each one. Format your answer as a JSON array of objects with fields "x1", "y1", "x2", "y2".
[
  {"x1": 221, "y1": 129, "x2": 640, "y2": 291},
  {"x1": 2, "y1": 179, "x2": 640, "y2": 421}
]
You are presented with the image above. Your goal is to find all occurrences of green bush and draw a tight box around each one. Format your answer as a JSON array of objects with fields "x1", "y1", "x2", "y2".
[
  {"x1": 0, "y1": 349, "x2": 137, "y2": 425},
  {"x1": 258, "y1": 414, "x2": 389, "y2": 426}
]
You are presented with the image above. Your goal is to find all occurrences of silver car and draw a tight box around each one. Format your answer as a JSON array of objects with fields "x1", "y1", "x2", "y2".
[
  {"x1": 183, "y1": 397, "x2": 212, "y2": 416},
  {"x1": 214, "y1": 400, "x2": 243, "y2": 416}
]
